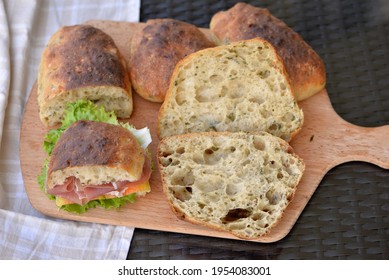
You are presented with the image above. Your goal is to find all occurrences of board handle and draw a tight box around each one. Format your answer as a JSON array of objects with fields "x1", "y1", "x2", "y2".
[
  {"x1": 296, "y1": 90, "x2": 389, "y2": 171},
  {"x1": 341, "y1": 124, "x2": 389, "y2": 169}
]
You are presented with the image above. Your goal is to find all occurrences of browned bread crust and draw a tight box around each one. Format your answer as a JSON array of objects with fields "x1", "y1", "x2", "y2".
[
  {"x1": 129, "y1": 18, "x2": 215, "y2": 102},
  {"x1": 47, "y1": 120, "x2": 144, "y2": 188},
  {"x1": 210, "y1": 2, "x2": 326, "y2": 101},
  {"x1": 38, "y1": 25, "x2": 132, "y2": 127}
]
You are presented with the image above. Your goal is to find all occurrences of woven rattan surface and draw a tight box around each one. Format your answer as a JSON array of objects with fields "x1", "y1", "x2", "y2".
[{"x1": 127, "y1": 0, "x2": 389, "y2": 259}]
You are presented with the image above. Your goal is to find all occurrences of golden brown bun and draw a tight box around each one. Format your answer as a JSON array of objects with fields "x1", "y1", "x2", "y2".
[
  {"x1": 38, "y1": 25, "x2": 132, "y2": 127},
  {"x1": 158, "y1": 131, "x2": 305, "y2": 239},
  {"x1": 129, "y1": 18, "x2": 215, "y2": 102},
  {"x1": 210, "y1": 2, "x2": 326, "y2": 101},
  {"x1": 47, "y1": 120, "x2": 145, "y2": 189}
]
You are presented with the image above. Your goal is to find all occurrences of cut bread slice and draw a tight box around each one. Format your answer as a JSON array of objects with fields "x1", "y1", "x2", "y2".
[
  {"x1": 158, "y1": 38, "x2": 303, "y2": 142},
  {"x1": 158, "y1": 131, "x2": 305, "y2": 239}
]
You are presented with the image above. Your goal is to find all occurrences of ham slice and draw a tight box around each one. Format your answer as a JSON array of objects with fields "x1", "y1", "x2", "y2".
[{"x1": 46, "y1": 157, "x2": 152, "y2": 205}]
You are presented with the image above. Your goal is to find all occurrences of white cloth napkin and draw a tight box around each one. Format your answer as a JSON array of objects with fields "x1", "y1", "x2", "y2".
[{"x1": 0, "y1": 0, "x2": 140, "y2": 260}]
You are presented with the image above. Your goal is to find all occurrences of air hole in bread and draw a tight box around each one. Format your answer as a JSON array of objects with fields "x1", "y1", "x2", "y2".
[
  {"x1": 266, "y1": 189, "x2": 280, "y2": 205},
  {"x1": 226, "y1": 112, "x2": 235, "y2": 122},
  {"x1": 170, "y1": 170, "x2": 195, "y2": 186},
  {"x1": 195, "y1": 85, "x2": 222, "y2": 102},
  {"x1": 249, "y1": 96, "x2": 264, "y2": 106},
  {"x1": 260, "y1": 109, "x2": 271, "y2": 118},
  {"x1": 253, "y1": 136, "x2": 266, "y2": 151},
  {"x1": 171, "y1": 186, "x2": 192, "y2": 202},
  {"x1": 193, "y1": 154, "x2": 204, "y2": 164},
  {"x1": 226, "y1": 183, "x2": 242, "y2": 196},
  {"x1": 221, "y1": 208, "x2": 252, "y2": 223},
  {"x1": 282, "y1": 112, "x2": 295, "y2": 122},
  {"x1": 209, "y1": 74, "x2": 223, "y2": 84},
  {"x1": 197, "y1": 181, "x2": 223, "y2": 193},
  {"x1": 176, "y1": 147, "x2": 185, "y2": 154},
  {"x1": 269, "y1": 123, "x2": 278, "y2": 131},
  {"x1": 257, "y1": 70, "x2": 270, "y2": 79},
  {"x1": 227, "y1": 222, "x2": 246, "y2": 230},
  {"x1": 251, "y1": 212, "x2": 265, "y2": 221},
  {"x1": 230, "y1": 69, "x2": 238, "y2": 76},
  {"x1": 280, "y1": 134, "x2": 289, "y2": 141},
  {"x1": 203, "y1": 149, "x2": 224, "y2": 165},
  {"x1": 224, "y1": 83, "x2": 243, "y2": 99},
  {"x1": 189, "y1": 115, "x2": 197, "y2": 123},
  {"x1": 160, "y1": 157, "x2": 172, "y2": 167},
  {"x1": 175, "y1": 91, "x2": 186, "y2": 105},
  {"x1": 197, "y1": 202, "x2": 206, "y2": 209}
]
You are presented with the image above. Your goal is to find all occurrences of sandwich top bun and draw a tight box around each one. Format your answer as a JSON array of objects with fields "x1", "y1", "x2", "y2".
[
  {"x1": 158, "y1": 131, "x2": 305, "y2": 239},
  {"x1": 210, "y1": 2, "x2": 326, "y2": 101},
  {"x1": 158, "y1": 38, "x2": 303, "y2": 142},
  {"x1": 129, "y1": 18, "x2": 215, "y2": 102},
  {"x1": 38, "y1": 24, "x2": 133, "y2": 127},
  {"x1": 47, "y1": 120, "x2": 145, "y2": 190}
]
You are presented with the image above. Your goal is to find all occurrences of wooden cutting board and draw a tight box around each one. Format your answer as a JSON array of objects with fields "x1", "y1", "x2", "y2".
[{"x1": 19, "y1": 20, "x2": 389, "y2": 243}]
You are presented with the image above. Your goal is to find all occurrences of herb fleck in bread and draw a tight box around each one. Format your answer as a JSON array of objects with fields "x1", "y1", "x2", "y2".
[
  {"x1": 210, "y1": 2, "x2": 326, "y2": 101},
  {"x1": 157, "y1": 38, "x2": 303, "y2": 142},
  {"x1": 158, "y1": 131, "x2": 305, "y2": 239},
  {"x1": 38, "y1": 25, "x2": 132, "y2": 127}
]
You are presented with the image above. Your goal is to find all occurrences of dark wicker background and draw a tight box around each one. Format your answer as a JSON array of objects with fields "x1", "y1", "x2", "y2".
[{"x1": 127, "y1": 0, "x2": 389, "y2": 259}]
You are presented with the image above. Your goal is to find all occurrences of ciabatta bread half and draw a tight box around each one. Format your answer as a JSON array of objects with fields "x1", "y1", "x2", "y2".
[
  {"x1": 158, "y1": 38, "x2": 303, "y2": 142},
  {"x1": 158, "y1": 131, "x2": 305, "y2": 239},
  {"x1": 210, "y1": 2, "x2": 326, "y2": 101},
  {"x1": 38, "y1": 25, "x2": 133, "y2": 127}
]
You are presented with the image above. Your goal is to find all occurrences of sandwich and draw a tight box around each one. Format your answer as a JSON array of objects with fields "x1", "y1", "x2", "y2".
[{"x1": 38, "y1": 100, "x2": 152, "y2": 213}]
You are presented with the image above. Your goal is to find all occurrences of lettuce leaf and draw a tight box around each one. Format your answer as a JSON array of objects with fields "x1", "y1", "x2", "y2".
[
  {"x1": 60, "y1": 194, "x2": 137, "y2": 214},
  {"x1": 43, "y1": 100, "x2": 152, "y2": 155},
  {"x1": 38, "y1": 100, "x2": 151, "y2": 213}
]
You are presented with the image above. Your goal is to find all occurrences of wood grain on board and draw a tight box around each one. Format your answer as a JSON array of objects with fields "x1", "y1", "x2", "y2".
[{"x1": 19, "y1": 20, "x2": 389, "y2": 242}]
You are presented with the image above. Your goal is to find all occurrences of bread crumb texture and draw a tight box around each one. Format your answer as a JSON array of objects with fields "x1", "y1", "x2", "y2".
[
  {"x1": 158, "y1": 132, "x2": 304, "y2": 239},
  {"x1": 158, "y1": 39, "x2": 303, "y2": 141}
]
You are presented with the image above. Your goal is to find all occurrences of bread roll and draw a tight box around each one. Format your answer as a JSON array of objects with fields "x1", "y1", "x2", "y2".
[
  {"x1": 158, "y1": 131, "x2": 305, "y2": 239},
  {"x1": 129, "y1": 19, "x2": 215, "y2": 102},
  {"x1": 38, "y1": 25, "x2": 132, "y2": 127},
  {"x1": 158, "y1": 38, "x2": 303, "y2": 142},
  {"x1": 210, "y1": 2, "x2": 326, "y2": 101}
]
